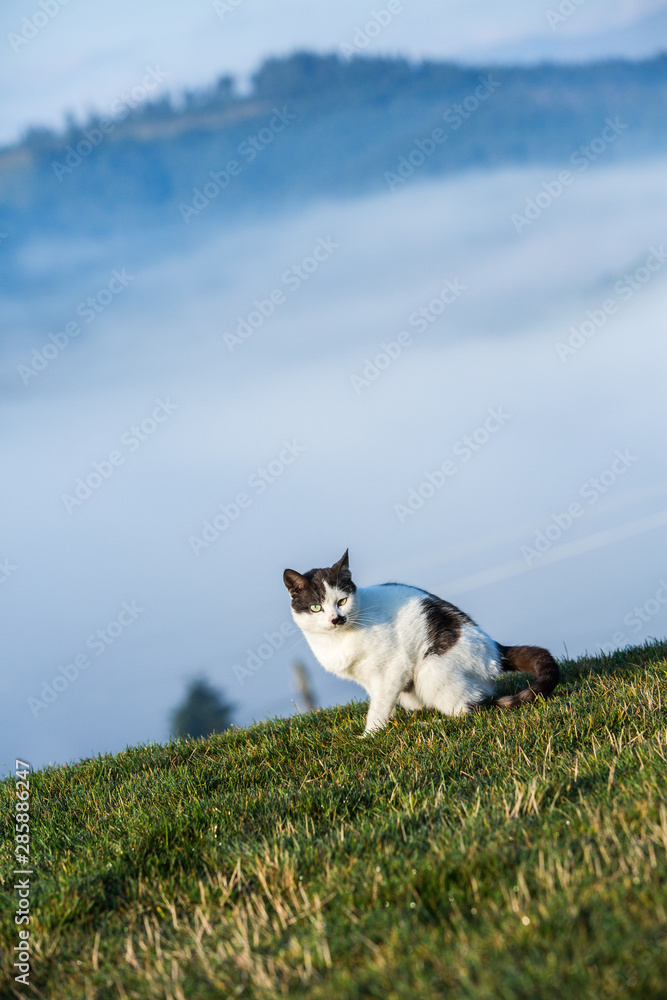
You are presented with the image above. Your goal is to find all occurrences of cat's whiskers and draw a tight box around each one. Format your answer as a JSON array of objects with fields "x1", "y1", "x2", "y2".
[{"x1": 347, "y1": 613, "x2": 379, "y2": 629}]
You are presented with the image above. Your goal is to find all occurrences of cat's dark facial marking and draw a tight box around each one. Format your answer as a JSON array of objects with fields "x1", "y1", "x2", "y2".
[{"x1": 283, "y1": 549, "x2": 356, "y2": 620}]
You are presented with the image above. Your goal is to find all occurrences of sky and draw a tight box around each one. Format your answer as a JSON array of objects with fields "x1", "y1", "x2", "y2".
[
  {"x1": 1, "y1": 0, "x2": 667, "y2": 145},
  {"x1": 2, "y1": 157, "x2": 667, "y2": 770}
]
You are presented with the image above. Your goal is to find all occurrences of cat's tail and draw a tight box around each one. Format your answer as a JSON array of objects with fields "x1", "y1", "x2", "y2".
[{"x1": 494, "y1": 644, "x2": 560, "y2": 708}]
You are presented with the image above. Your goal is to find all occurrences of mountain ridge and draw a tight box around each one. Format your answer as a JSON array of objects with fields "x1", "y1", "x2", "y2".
[{"x1": 2, "y1": 50, "x2": 667, "y2": 293}]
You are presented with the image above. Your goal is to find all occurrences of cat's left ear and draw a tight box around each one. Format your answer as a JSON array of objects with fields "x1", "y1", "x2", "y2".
[
  {"x1": 332, "y1": 549, "x2": 350, "y2": 575},
  {"x1": 283, "y1": 568, "x2": 308, "y2": 593}
]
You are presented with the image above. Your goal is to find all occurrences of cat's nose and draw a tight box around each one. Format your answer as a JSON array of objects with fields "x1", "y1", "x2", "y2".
[{"x1": 330, "y1": 615, "x2": 346, "y2": 626}]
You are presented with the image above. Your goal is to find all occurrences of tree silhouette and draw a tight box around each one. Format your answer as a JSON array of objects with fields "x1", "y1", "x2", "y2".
[{"x1": 170, "y1": 677, "x2": 234, "y2": 740}]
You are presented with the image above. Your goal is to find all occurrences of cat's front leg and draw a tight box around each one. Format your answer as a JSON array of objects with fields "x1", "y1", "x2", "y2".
[{"x1": 362, "y1": 675, "x2": 405, "y2": 736}]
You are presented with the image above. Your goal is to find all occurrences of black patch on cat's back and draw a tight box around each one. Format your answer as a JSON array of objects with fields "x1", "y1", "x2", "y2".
[{"x1": 421, "y1": 595, "x2": 474, "y2": 657}]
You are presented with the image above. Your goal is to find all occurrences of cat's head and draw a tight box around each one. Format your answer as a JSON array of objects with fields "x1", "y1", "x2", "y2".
[{"x1": 283, "y1": 549, "x2": 357, "y2": 634}]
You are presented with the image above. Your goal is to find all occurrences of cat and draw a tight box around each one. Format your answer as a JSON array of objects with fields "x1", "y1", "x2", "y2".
[{"x1": 283, "y1": 549, "x2": 559, "y2": 736}]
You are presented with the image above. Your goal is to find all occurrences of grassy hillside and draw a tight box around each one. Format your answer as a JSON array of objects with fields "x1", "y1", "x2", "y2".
[{"x1": 1, "y1": 640, "x2": 666, "y2": 999}]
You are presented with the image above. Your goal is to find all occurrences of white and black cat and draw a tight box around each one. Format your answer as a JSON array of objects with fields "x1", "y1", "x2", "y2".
[{"x1": 284, "y1": 550, "x2": 559, "y2": 736}]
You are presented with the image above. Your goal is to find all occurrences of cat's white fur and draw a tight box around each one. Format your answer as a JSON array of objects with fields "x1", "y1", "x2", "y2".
[{"x1": 292, "y1": 581, "x2": 502, "y2": 736}]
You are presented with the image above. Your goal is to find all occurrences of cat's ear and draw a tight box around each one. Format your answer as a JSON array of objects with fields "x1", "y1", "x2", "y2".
[
  {"x1": 332, "y1": 549, "x2": 350, "y2": 575},
  {"x1": 283, "y1": 568, "x2": 308, "y2": 593}
]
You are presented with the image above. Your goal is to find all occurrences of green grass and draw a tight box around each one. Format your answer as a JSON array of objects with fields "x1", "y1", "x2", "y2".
[{"x1": 2, "y1": 640, "x2": 667, "y2": 1000}]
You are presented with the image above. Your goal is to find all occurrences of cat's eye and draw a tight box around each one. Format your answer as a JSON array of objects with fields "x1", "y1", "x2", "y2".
[
  {"x1": 310, "y1": 604, "x2": 322, "y2": 613},
  {"x1": 337, "y1": 598, "x2": 348, "y2": 607}
]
